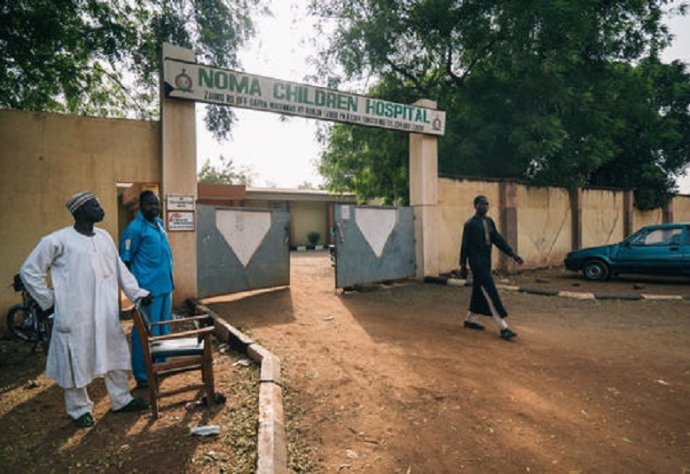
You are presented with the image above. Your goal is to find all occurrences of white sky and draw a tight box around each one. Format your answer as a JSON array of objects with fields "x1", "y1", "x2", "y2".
[
  {"x1": 662, "y1": 1, "x2": 690, "y2": 194},
  {"x1": 195, "y1": 1, "x2": 322, "y2": 188},
  {"x1": 196, "y1": 0, "x2": 690, "y2": 193}
]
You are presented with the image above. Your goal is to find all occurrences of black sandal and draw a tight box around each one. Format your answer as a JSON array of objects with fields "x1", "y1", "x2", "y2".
[
  {"x1": 112, "y1": 397, "x2": 149, "y2": 413},
  {"x1": 464, "y1": 321, "x2": 485, "y2": 331},
  {"x1": 73, "y1": 412, "x2": 95, "y2": 428}
]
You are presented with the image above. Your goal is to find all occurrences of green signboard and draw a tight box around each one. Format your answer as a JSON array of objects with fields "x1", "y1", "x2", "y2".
[{"x1": 164, "y1": 58, "x2": 446, "y2": 136}]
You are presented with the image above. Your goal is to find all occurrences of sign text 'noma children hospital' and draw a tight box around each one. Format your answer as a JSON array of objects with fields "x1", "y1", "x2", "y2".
[{"x1": 164, "y1": 59, "x2": 446, "y2": 136}]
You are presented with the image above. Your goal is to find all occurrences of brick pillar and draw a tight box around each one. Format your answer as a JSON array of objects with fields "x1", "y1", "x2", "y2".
[
  {"x1": 663, "y1": 198, "x2": 674, "y2": 223},
  {"x1": 498, "y1": 181, "x2": 518, "y2": 272},
  {"x1": 570, "y1": 188, "x2": 583, "y2": 251},
  {"x1": 623, "y1": 190, "x2": 634, "y2": 237}
]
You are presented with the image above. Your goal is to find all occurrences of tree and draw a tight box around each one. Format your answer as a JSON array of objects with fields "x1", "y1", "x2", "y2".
[
  {"x1": 587, "y1": 58, "x2": 690, "y2": 209},
  {"x1": 197, "y1": 155, "x2": 254, "y2": 185},
  {"x1": 297, "y1": 181, "x2": 322, "y2": 190},
  {"x1": 0, "y1": 0, "x2": 267, "y2": 139},
  {"x1": 310, "y1": 0, "x2": 690, "y2": 209},
  {"x1": 317, "y1": 77, "x2": 420, "y2": 205},
  {"x1": 318, "y1": 122, "x2": 409, "y2": 204}
]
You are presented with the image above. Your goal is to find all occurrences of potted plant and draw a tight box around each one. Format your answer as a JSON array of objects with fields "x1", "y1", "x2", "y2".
[{"x1": 307, "y1": 231, "x2": 321, "y2": 247}]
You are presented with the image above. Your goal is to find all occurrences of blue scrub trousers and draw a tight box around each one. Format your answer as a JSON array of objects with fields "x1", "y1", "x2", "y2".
[{"x1": 131, "y1": 292, "x2": 172, "y2": 383}]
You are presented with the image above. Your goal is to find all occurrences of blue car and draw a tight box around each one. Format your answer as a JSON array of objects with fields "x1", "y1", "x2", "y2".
[{"x1": 564, "y1": 223, "x2": 690, "y2": 281}]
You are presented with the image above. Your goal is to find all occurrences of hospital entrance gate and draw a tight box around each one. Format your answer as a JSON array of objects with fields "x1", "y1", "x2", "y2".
[
  {"x1": 196, "y1": 205, "x2": 290, "y2": 298},
  {"x1": 333, "y1": 204, "x2": 416, "y2": 288}
]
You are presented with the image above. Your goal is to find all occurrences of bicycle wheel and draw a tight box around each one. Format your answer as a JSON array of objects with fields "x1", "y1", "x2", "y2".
[{"x1": 6, "y1": 304, "x2": 38, "y2": 342}]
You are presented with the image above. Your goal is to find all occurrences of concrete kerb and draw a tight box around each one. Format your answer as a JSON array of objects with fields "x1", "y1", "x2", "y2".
[
  {"x1": 290, "y1": 245, "x2": 327, "y2": 252},
  {"x1": 423, "y1": 276, "x2": 688, "y2": 301},
  {"x1": 195, "y1": 303, "x2": 288, "y2": 474},
  {"x1": 191, "y1": 279, "x2": 689, "y2": 472}
]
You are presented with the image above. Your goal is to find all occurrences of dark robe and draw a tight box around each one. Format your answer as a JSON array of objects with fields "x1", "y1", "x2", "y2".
[{"x1": 459, "y1": 215, "x2": 515, "y2": 318}]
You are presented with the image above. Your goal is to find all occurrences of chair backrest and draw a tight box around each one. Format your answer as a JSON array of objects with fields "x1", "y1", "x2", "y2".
[
  {"x1": 133, "y1": 303, "x2": 153, "y2": 336},
  {"x1": 131, "y1": 305, "x2": 155, "y2": 366}
]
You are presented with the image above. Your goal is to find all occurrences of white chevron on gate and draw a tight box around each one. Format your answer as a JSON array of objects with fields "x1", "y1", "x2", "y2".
[
  {"x1": 215, "y1": 209, "x2": 271, "y2": 267},
  {"x1": 354, "y1": 207, "x2": 397, "y2": 258}
]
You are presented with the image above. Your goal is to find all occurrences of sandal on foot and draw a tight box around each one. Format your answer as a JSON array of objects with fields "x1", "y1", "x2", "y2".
[
  {"x1": 201, "y1": 393, "x2": 227, "y2": 405},
  {"x1": 73, "y1": 412, "x2": 95, "y2": 428},
  {"x1": 112, "y1": 397, "x2": 149, "y2": 413},
  {"x1": 463, "y1": 321, "x2": 485, "y2": 331}
]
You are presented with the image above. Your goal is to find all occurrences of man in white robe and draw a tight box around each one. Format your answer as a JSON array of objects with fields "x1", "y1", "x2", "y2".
[{"x1": 20, "y1": 191, "x2": 151, "y2": 428}]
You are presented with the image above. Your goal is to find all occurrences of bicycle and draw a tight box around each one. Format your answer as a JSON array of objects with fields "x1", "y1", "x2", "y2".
[{"x1": 6, "y1": 273, "x2": 53, "y2": 353}]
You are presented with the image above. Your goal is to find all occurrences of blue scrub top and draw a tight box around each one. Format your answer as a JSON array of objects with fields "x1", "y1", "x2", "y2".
[{"x1": 120, "y1": 212, "x2": 174, "y2": 295}]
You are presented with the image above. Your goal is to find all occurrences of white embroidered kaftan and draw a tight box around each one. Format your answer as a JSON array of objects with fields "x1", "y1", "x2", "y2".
[{"x1": 20, "y1": 227, "x2": 149, "y2": 389}]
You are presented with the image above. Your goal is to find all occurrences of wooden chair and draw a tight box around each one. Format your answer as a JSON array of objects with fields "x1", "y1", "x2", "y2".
[{"x1": 131, "y1": 303, "x2": 216, "y2": 418}]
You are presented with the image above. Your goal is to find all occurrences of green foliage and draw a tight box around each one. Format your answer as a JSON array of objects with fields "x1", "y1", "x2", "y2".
[
  {"x1": 0, "y1": 0, "x2": 267, "y2": 139},
  {"x1": 307, "y1": 231, "x2": 321, "y2": 246},
  {"x1": 197, "y1": 155, "x2": 254, "y2": 185},
  {"x1": 310, "y1": 0, "x2": 690, "y2": 209},
  {"x1": 319, "y1": 123, "x2": 409, "y2": 205},
  {"x1": 318, "y1": 79, "x2": 418, "y2": 205},
  {"x1": 587, "y1": 58, "x2": 690, "y2": 209},
  {"x1": 297, "y1": 181, "x2": 321, "y2": 190}
]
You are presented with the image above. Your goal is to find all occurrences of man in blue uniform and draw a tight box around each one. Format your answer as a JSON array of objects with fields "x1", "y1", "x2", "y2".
[
  {"x1": 460, "y1": 195, "x2": 524, "y2": 340},
  {"x1": 120, "y1": 190, "x2": 174, "y2": 388}
]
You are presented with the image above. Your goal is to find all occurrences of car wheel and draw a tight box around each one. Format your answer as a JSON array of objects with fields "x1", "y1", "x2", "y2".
[{"x1": 582, "y1": 260, "x2": 610, "y2": 281}]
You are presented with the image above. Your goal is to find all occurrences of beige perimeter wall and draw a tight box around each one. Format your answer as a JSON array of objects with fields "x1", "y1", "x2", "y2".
[
  {"x1": 437, "y1": 177, "x2": 687, "y2": 275},
  {"x1": 581, "y1": 189, "x2": 625, "y2": 248},
  {"x1": 516, "y1": 185, "x2": 572, "y2": 267},
  {"x1": 672, "y1": 195, "x2": 690, "y2": 222},
  {"x1": 437, "y1": 178, "x2": 500, "y2": 272},
  {"x1": 633, "y1": 207, "x2": 664, "y2": 230},
  {"x1": 438, "y1": 179, "x2": 573, "y2": 273},
  {"x1": 0, "y1": 110, "x2": 160, "y2": 329}
]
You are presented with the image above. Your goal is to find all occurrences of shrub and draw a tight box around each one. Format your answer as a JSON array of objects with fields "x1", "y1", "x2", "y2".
[{"x1": 307, "y1": 231, "x2": 321, "y2": 246}]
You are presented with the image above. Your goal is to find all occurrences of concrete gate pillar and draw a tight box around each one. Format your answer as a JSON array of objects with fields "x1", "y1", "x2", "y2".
[
  {"x1": 409, "y1": 99, "x2": 439, "y2": 278},
  {"x1": 161, "y1": 43, "x2": 197, "y2": 305}
]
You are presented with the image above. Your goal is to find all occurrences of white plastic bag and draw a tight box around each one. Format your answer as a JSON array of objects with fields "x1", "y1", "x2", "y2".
[{"x1": 189, "y1": 425, "x2": 221, "y2": 436}]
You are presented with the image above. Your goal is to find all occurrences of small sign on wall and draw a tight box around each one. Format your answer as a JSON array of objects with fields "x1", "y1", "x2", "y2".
[
  {"x1": 167, "y1": 211, "x2": 195, "y2": 232},
  {"x1": 167, "y1": 194, "x2": 195, "y2": 211},
  {"x1": 341, "y1": 205, "x2": 351, "y2": 220}
]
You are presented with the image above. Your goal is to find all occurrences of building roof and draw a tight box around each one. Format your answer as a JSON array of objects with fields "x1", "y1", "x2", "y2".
[{"x1": 245, "y1": 187, "x2": 356, "y2": 203}]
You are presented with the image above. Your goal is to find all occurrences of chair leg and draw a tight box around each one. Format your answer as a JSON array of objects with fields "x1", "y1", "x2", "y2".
[
  {"x1": 203, "y1": 354, "x2": 215, "y2": 406},
  {"x1": 144, "y1": 353, "x2": 158, "y2": 418},
  {"x1": 149, "y1": 379, "x2": 159, "y2": 418}
]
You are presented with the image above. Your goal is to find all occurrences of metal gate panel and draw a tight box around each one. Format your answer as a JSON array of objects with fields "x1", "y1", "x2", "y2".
[
  {"x1": 334, "y1": 204, "x2": 415, "y2": 288},
  {"x1": 197, "y1": 205, "x2": 290, "y2": 298}
]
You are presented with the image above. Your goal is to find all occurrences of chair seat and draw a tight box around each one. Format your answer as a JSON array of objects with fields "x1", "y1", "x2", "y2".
[
  {"x1": 132, "y1": 306, "x2": 216, "y2": 418},
  {"x1": 151, "y1": 337, "x2": 205, "y2": 358}
]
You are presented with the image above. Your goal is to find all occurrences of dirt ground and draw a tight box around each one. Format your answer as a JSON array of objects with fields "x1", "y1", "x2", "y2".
[
  {"x1": 2, "y1": 253, "x2": 688, "y2": 473},
  {"x1": 208, "y1": 251, "x2": 690, "y2": 473},
  {"x1": 0, "y1": 326, "x2": 261, "y2": 473},
  {"x1": 484, "y1": 266, "x2": 690, "y2": 298}
]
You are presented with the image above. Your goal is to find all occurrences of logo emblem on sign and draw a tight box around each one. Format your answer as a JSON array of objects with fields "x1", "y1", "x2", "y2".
[
  {"x1": 175, "y1": 68, "x2": 193, "y2": 92},
  {"x1": 432, "y1": 116, "x2": 442, "y2": 131}
]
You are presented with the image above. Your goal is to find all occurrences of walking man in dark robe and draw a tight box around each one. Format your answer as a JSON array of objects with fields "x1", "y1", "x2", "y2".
[{"x1": 460, "y1": 195, "x2": 524, "y2": 340}]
